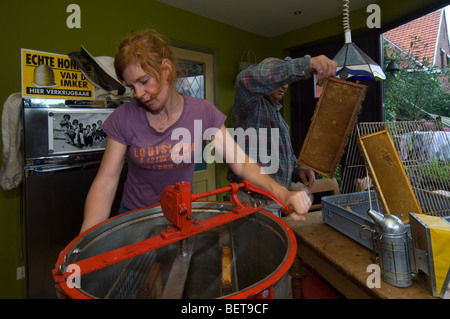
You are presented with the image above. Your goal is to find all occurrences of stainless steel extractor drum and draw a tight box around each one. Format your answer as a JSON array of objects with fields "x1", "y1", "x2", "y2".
[{"x1": 53, "y1": 181, "x2": 297, "y2": 299}]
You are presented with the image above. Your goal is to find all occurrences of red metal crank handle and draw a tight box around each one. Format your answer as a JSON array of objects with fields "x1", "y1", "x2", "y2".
[
  {"x1": 191, "y1": 182, "x2": 241, "y2": 202},
  {"x1": 241, "y1": 180, "x2": 291, "y2": 215},
  {"x1": 191, "y1": 180, "x2": 291, "y2": 215}
]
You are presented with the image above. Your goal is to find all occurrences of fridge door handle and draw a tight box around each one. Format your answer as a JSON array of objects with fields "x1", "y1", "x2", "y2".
[{"x1": 27, "y1": 161, "x2": 101, "y2": 173}]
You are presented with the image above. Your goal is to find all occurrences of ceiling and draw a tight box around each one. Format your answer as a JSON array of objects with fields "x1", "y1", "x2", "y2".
[{"x1": 157, "y1": 0, "x2": 379, "y2": 37}]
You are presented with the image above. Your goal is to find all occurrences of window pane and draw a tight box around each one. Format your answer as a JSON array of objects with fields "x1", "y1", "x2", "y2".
[{"x1": 176, "y1": 60, "x2": 205, "y2": 99}]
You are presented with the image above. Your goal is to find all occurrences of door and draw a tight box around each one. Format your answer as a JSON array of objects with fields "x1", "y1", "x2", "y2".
[{"x1": 172, "y1": 46, "x2": 217, "y2": 199}]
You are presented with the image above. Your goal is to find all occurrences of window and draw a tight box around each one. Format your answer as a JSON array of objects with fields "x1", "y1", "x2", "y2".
[{"x1": 176, "y1": 60, "x2": 205, "y2": 99}]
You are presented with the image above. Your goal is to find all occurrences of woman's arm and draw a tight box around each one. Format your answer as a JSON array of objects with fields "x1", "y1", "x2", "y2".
[
  {"x1": 80, "y1": 137, "x2": 126, "y2": 233},
  {"x1": 211, "y1": 126, "x2": 311, "y2": 221}
]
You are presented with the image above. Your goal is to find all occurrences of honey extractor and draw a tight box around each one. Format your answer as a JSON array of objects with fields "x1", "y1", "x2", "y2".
[{"x1": 52, "y1": 180, "x2": 297, "y2": 299}]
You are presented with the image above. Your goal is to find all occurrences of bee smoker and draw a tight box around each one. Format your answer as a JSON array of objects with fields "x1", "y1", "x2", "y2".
[{"x1": 367, "y1": 209, "x2": 415, "y2": 287}]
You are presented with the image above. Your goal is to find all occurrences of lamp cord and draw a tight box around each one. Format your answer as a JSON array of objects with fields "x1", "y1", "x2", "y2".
[{"x1": 343, "y1": 0, "x2": 350, "y2": 32}]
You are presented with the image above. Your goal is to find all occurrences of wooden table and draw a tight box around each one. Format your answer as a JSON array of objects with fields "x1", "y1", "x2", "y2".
[{"x1": 284, "y1": 211, "x2": 435, "y2": 299}]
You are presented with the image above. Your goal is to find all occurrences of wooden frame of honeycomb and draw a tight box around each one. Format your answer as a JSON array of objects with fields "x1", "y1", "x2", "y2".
[{"x1": 297, "y1": 77, "x2": 367, "y2": 177}]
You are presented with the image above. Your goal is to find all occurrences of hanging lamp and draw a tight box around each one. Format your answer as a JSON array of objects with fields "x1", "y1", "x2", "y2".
[{"x1": 333, "y1": 0, "x2": 386, "y2": 81}]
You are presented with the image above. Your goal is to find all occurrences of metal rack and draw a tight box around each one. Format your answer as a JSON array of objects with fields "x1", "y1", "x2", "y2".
[{"x1": 341, "y1": 120, "x2": 450, "y2": 217}]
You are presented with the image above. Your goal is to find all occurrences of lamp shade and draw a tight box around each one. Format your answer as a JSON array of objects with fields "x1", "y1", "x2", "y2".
[
  {"x1": 334, "y1": 0, "x2": 386, "y2": 82},
  {"x1": 386, "y1": 59, "x2": 400, "y2": 73},
  {"x1": 334, "y1": 42, "x2": 386, "y2": 81}
]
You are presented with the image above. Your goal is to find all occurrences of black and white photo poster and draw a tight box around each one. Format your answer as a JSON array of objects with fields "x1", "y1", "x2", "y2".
[{"x1": 48, "y1": 109, "x2": 112, "y2": 154}]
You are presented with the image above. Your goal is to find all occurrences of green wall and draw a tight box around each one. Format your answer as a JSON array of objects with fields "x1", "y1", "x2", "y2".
[
  {"x1": 0, "y1": 0, "x2": 442, "y2": 298},
  {"x1": 0, "y1": 0, "x2": 270, "y2": 298}
]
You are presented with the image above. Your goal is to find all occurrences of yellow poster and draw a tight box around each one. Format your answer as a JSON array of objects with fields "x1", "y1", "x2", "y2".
[{"x1": 21, "y1": 48, "x2": 94, "y2": 100}]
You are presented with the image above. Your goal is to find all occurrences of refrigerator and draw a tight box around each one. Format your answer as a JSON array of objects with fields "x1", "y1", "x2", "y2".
[{"x1": 22, "y1": 98, "x2": 126, "y2": 298}]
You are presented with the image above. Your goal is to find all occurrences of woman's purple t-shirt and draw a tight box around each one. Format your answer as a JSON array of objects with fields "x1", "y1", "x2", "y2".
[{"x1": 101, "y1": 95, "x2": 226, "y2": 210}]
